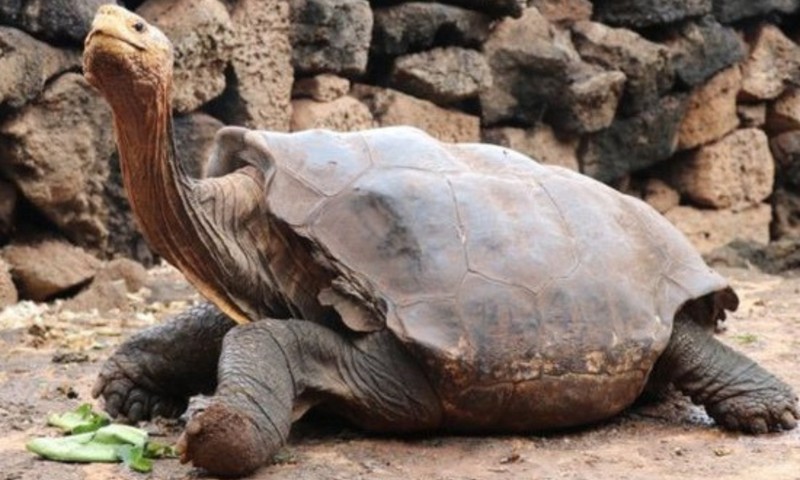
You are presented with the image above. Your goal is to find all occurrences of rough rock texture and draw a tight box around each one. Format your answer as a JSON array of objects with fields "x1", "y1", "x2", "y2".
[
  {"x1": 770, "y1": 130, "x2": 800, "y2": 188},
  {"x1": 138, "y1": 0, "x2": 234, "y2": 113},
  {"x1": 593, "y1": 0, "x2": 712, "y2": 28},
  {"x1": 0, "y1": 180, "x2": 17, "y2": 240},
  {"x1": 739, "y1": 24, "x2": 800, "y2": 102},
  {"x1": 572, "y1": 20, "x2": 672, "y2": 115},
  {"x1": 548, "y1": 64, "x2": 626, "y2": 133},
  {"x1": 772, "y1": 188, "x2": 800, "y2": 239},
  {"x1": 713, "y1": 0, "x2": 800, "y2": 23},
  {"x1": 0, "y1": 27, "x2": 80, "y2": 110},
  {"x1": 669, "y1": 129, "x2": 774, "y2": 210},
  {"x1": 580, "y1": 94, "x2": 688, "y2": 182},
  {"x1": 0, "y1": 0, "x2": 118, "y2": 45},
  {"x1": 213, "y1": 0, "x2": 293, "y2": 131},
  {"x1": 481, "y1": 8, "x2": 624, "y2": 130},
  {"x1": 642, "y1": 178, "x2": 680, "y2": 214},
  {"x1": 766, "y1": 88, "x2": 800, "y2": 133},
  {"x1": 530, "y1": 0, "x2": 592, "y2": 24},
  {"x1": 293, "y1": 74, "x2": 350, "y2": 102},
  {"x1": 2, "y1": 239, "x2": 100, "y2": 301},
  {"x1": 173, "y1": 113, "x2": 225, "y2": 179},
  {"x1": 677, "y1": 66, "x2": 741, "y2": 151},
  {"x1": 0, "y1": 257, "x2": 17, "y2": 309},
  {"x1": 482, "y1": 124, "x2": 580, "y2": 171},
  {"x1": 662, "y1": 17, "x2": 744, "y2": 88},
  {"x1": 0, "y1": 73, "x2": 114, "y2": 250},
  {"x1": 62, "y1": 258, "x2": 148, "y2": 312},
  {"x1": 291, "y1": 96, "x2": 375, "y2": 132},
  {"x1": 738, "y1": 103, "x2": 767, "y2": 128},
  {"x1": 290, "y1": 0, "x2": 372, "y2": 76},
  {"x1": 390, "y1": 47, "x2": 492, "y2": 104},
  {"x1": 371, "y1": 3, "x2": 491, "y2": 56},
  {"x1": 352, "y1": 84, "x2": 480, "y2": 143},
  {"x1": 666, "y1": 203, "x2": 771, "y2": 254},
  {"x1": 418, "y1": 0, "x2": 525, "y2": 18}
]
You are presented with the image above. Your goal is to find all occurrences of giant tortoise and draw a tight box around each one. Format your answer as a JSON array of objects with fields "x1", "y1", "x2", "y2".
[{"x1": 82, "y1": 5, "x2": 798, "y2": 477}]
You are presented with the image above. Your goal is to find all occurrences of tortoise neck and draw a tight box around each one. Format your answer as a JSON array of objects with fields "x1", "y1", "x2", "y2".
[
  {"x1": 110, "y1": 83, "x2": 249, "y2": 322},
  {"x1": 111, "y1": 83, "x2": 194, "y2": 259}
]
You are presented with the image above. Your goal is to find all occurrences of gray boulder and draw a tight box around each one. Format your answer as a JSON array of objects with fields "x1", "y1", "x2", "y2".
[
  {"x1": 713, "y1": 0, "x2": 800, "y2": 23},
  {"x1": 0, "y1": 0, "x2": 120, "y2": 45},
  {"x1": 372, "y1": 3, "x2": 491, "y2": 56},
  {"x1": 580, "y1": 94, "x2": 689, "y2": 182},
  {"x1": 390, "y1": 47, "x2": 492, "y2": 104},
  {"x1": 593, "y1": 0, "x2": 711, "y2": 28},
  {"x1": 290, "y1": 0, "x2": 372, "y2": 76},
  {"x1": 664, "y1": 17, "x2": 744, "y2": 88}
]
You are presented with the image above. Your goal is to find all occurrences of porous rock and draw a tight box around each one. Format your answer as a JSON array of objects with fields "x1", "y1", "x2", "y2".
[
  {"x1": 383, "y1": 0, "x2": 525, "y2": 18},
  {"x1": 481, "y1": 8, "x2": 623, "y2": 131},
  {"x1": 572, "y1": 20, "x2": 673, "y2": 115},
  {"x1": 62, "y1": 258, "x2": 148, "y2": 312},
  {"x1": 0, "y1": 73, "x2": 114, "y2": 250},
  {"x1": 668, "y1": 129, "x2": 774, "y2": 210},
  {"x1": 766, "y1": 88, "x2": 800, "y2": 133},
  {"x1": 666, "y1": 203, "x2": 771, "y2": 254},
  {"x1": 530, "y1": 0, "x2": 592, "y2": 24},
  {"x1": 677, "y1": 66, "x2": 741, "y2": 150},
  {"x1": 482, "y1": 124, "x2": 580, "y2": 171},
  {"x1": 580, "y1": 94, "x2": 688, "y2": 182},
  {"x1": 642, "y1": 178, "x2": 680, "y2": 214},
  {"x1": 352, "y1": 84, "x2": 480, "y2": 143},
  {"x1": 290, "y1": 0, "x2": 372, "y2": 76},
  {"x1": 174, "y1": 113, "x2": 225, "y2": 179},
  {"x1": 390, "y1": 47, "x2": 492, "y2": 105},
  {"x1": 0, "y1": 0, "x2": 119, "y2": 45},
  {"x1": 214, "y1": 0, "x2": 293, "y2": 131},
  {"x1": 371, "y1": 2, "x2": 491, "y2": 56},
  {"x1": 739, "y1": 24, "x2": 800, "y2": 101},
  {"x1": 713, "y1": 0, "x2": 800, "y2": 23},
  {"x1": 2, "y1": 239, "x2": 100, "y2": 301},
  {"x1": 293, "y1": 74, "x2": 350, "y2": 102},
  {"x1": 662, "y1": 16, "x2": 744, "y2": 88},
  {"x1": 593, "y1": 0, "x2": 711, "y2": 28},
  {"x1": 0, "y1": 27, "x2": 80, "y2": 110},
  {"x1": 546, "y1": 64, "x2": 626, "y2": 134},
  {"x1": 138, "y1": 0, "x2": 234, "y2": 113},
  {"x1": 769, "y1": 130, "x2": 800, "y2": 189},
  {"x1": 772, "y1": 188, "x2": 800, "y2": 240},
  {"x1": 0, "y1": 179, "x2": 17, "y2": 239},
  {"x1": 0, "y1": 257, "x2": 17, "y2": 309},
  {"x1": 738, "y1": 103, "x2": 767, "y2": 128},
  {"x1": 291, "y1": 96, "x2": 375, "y2": 132}
]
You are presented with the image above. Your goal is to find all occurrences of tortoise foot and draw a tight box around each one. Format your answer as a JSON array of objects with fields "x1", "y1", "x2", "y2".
[
  {"x1": 92, "y1": 355, "x2": 188, "y2": 422},
  {"x1": 177, "y1": 403, "x2": 271, "y2": 477},
  {"x1": 706, "y1": 382, "x2": 799, "y2": 434}
]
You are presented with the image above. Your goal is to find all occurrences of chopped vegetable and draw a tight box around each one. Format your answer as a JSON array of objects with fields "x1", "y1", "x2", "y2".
[
  {"x1": 47, "y1": 403, "x2": 109, "y2": 434},
  {"x1": 27, "y1": 404, "x2": 178, "y2": 473}
]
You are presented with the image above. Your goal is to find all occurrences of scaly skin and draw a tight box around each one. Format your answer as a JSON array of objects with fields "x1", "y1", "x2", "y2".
[
  {"x1": 92, "y1": 302, "x2": 235, "y2": 422},
  {"x1": 653, "y1": 314, "x2": 798, "y2": 433}
]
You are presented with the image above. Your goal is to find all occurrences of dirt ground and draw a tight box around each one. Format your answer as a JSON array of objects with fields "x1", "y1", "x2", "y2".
[{"x1": 0, "y1": 264, "x2": 799, "y2": 480}]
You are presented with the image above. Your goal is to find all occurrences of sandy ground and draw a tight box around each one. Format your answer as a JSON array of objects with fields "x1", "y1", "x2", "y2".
[{"x1": 0, "y1": 265, "x2": 799, "y2": 480}]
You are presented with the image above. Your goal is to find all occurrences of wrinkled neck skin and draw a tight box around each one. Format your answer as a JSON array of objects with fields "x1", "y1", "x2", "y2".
[{"x1": 104, "y1": 75, "x2": 250, "y2": 323}]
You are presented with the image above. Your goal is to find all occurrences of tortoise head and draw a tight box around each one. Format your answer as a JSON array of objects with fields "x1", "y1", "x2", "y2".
[{"x1": 83, "y1": 5, "x2": 173, "y2": 103}]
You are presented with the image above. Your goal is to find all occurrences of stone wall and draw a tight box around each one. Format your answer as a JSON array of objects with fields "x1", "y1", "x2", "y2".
[{"x1": 0, "y1": 0, "x2": 799, "y2": 304}]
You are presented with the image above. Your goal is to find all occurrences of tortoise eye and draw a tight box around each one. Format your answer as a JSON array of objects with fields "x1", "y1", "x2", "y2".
[{"x1": 133, "y1": 21, "x2": 145, "y2": 33}]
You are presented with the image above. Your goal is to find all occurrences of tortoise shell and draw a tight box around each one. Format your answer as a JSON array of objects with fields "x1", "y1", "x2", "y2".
[{"x1": 208, "y1": 126, "x2": 731, "y2": 430}]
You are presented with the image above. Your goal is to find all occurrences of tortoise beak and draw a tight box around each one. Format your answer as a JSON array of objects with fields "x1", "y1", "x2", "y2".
[{"x1": 85, "y1": 5, "x2": 146, "y2": 52}]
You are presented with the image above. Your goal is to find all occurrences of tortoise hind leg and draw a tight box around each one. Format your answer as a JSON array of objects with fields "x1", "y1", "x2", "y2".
[
  {"x1": 177, "y1": 318, "x2": 441, "y2": 477},
  {"x1": 652, "y1": 313, "x2": 798, "y2": 433},
  {"x1": 92, "y1": 302, "x2": 236, "y2": 422}
]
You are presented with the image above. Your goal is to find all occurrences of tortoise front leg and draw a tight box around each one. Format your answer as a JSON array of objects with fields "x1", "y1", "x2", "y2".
[
  {"x1": 653, "y1": 313, "x2": 798, "y2": 433},
  {"x1": 92, "y1": 302, "x2": 236, "y2": 422},
  {"x1": 177, "y1": 319, "x2": 441, "y2": 477}
]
